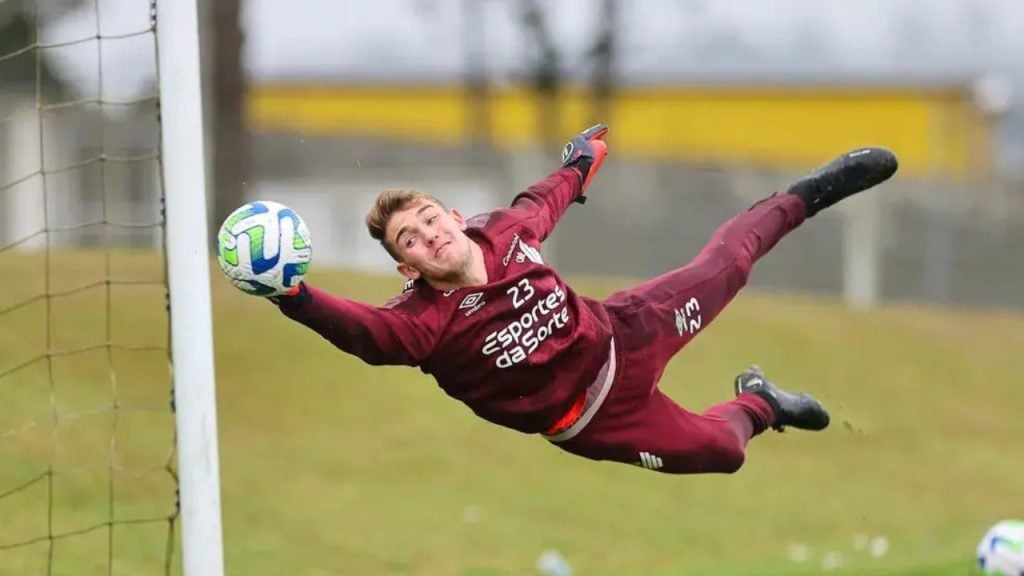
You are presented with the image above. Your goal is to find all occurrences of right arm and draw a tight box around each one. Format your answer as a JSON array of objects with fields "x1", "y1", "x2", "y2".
[
  {"x1": 275, "y1": 283, "x2": 437, "y2": 367},
  {"x1": 504, "y1": 124, "x2": 609, "y2": 242}
]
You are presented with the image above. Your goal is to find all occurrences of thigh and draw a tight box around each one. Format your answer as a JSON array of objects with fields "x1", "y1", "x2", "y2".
[
  {"x1": 604, "y1": 244, "x2": 748, "y2": 369},
  {"x1": 553, "y1": 390, "x2": 747, "y2": 475},
  {"x1": 603, "y1": 193, "x2": 805, "y2": 368}
]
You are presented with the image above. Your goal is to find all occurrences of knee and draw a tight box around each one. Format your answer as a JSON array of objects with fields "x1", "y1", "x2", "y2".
[
  {"x1": 710, "y1": 242, "x2": 753, "y2": 286},
  {"x1": 716, "y1": 250, "x2": 752, "y2": 297},
  {"x1": 704, "y1": 436, "x2": 747, "y2": 474},
  {"x1": 717, "y1": 445, "x2": 746, "y2": 474},
  {"x1": 671, "y1": 437, "x2": 746, "y2": 475}
]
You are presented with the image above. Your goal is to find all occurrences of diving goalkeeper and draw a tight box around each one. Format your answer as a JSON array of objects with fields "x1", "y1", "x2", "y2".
[{"x1": 270, "y1": 124, "x2": 898, "y2": 474}]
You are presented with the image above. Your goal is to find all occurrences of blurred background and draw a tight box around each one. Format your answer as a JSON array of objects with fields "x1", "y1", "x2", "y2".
[
  {"x1": 2, "y1": 2, "x2": 1024, "y2": 576},
  {"x1": 2, "y1": 0, "x2": 1023, "y2": 310}
]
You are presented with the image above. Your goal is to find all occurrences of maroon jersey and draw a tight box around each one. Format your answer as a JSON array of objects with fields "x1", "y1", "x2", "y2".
[{"x1": 279, "y1": 168, "x2": 614, "y2": 433}]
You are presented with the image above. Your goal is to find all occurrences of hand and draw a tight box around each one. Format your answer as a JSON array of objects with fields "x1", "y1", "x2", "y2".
[
  {"x1": 561, "y1": 123, "x2": 609, "y2": 204},
  {"x1": 268, "y1": 282, "x2": 310, "y2": 307}
]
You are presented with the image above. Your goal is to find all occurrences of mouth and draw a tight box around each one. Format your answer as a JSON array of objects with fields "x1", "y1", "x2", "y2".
[{"x1": 435, "y1": 241, "x2": 452, "y2": 259}]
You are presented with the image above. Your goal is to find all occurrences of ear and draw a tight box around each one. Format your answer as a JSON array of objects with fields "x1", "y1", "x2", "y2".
[
  {"x1": 396, "y1": 262, "x2": 421, "y2": 281},
  {"x1": 451, "y1": 208, "x2": 468, "y2": 231}
]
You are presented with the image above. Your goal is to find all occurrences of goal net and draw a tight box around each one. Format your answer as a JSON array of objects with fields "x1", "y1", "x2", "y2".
[{"x1": 0, "y1": 1, "x2": 222, "y2": 574}]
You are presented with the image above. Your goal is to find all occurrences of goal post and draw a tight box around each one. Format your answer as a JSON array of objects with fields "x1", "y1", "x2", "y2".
[{"x1": 154, "y1": 1, "x2": 226, "y2": 575}]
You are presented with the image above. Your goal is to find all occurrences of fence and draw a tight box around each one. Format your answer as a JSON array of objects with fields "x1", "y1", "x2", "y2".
[{"x1": 3, "y1": 112, "x2": 1022, "y2": 311}]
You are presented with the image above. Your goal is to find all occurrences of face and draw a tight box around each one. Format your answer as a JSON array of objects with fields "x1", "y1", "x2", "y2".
[{"x1": 385, "y1": 200, "x2": 472, "y2": 282}]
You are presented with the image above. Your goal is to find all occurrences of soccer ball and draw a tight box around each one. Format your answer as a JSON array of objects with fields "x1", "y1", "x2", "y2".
[
  {"x1": 216, "y1": 200, "x2": 312, "y2": 296},
  {"x1": 977, "y1": 520, "x2": 1024, "y2": 575}
]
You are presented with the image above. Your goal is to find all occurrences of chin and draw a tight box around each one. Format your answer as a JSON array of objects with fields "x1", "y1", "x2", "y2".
[{"x1": 430, "y1": 264, "x2": 463, "y2": 283}]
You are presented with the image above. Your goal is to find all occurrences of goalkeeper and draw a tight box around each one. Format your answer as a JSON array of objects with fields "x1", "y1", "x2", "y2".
[{"x1": 271, "y1": 124, "x2": 898, "y2": 474}]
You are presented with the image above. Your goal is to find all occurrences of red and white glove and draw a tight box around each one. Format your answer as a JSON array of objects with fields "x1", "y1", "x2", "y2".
[{"x1": 561, "y1": 123, "x2": 609, "y2": 204}]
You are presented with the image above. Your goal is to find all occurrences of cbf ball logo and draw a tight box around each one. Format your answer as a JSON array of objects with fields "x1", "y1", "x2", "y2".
[{"x1": 561, "y1": 141, "x2": 575, "y2": 164}]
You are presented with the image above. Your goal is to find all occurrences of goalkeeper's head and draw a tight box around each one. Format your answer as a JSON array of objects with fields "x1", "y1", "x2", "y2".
[{"x1": 366, "y1": 189, "x2": 475, "y2": 284}]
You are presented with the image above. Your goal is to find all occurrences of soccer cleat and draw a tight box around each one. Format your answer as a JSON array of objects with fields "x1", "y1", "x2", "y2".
[
  {"x1": 734, "y1": 366, "x2": 830, "y2": 432},
  {"x1": 787, "y1": 147, "x2": 899, "y2": 217}
]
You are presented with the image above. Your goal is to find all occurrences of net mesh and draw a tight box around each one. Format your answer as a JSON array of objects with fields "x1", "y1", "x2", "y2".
[{"x1": 0, "y1": 1, "x2": 179, "y2": 574}]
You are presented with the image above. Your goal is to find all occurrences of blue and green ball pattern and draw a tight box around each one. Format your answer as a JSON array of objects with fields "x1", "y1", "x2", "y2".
[
  {"x1": 217, "y1": 201, "x2": 312, "y2": 296},
  {"x1": 977, "y1": 519, "x2": 1024, "y2": 575}
]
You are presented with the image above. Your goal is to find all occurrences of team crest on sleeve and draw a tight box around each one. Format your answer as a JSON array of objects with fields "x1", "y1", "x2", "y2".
[{"x1": 502, "y1": 234, "x2": 545, "y2": 267}]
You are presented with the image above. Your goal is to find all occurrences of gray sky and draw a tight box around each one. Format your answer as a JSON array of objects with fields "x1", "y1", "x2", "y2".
[
  {"x1": 33, "y1": 0, "x2": 1024, "y2": 167},
  {"x1": 245, "y1": 0, "x2": 1024, "y2": 80},
  {"x1": 40, "y1": 0, "x2": 1024, "y2": 92}
]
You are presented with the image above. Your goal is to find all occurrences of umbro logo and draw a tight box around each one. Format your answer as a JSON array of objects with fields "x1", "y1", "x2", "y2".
[
  {"x1": 459, "y1": 292, "x2": 486, "y2": 317},
  {"x1": 637, "y1": 451, "x2": 663, "y2": 471},
  {"x1": 460, "y1": 292, "x2": 483, "y2": 309},
  {"x1": 673, "y1": 297, "x2": 702, "y2": 336}
]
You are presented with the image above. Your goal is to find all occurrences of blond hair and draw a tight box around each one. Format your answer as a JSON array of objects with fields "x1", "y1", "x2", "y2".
[{"x1": 366, "y1": 188, "x2": 446, "y2": 261}]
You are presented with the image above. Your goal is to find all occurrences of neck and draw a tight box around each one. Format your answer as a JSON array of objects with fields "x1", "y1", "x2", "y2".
[{"x1": 425, "y1": 238, "x2": 488, "y2": 292}]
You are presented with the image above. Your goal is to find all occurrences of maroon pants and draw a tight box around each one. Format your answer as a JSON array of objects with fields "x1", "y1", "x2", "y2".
[{"x1": 553, "y1": 193, "x2": 807, "y2": 474}]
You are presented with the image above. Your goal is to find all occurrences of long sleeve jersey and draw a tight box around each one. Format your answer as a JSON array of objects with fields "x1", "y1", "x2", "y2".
[{"x1": 278, "y1": 168, "x2": 614, "y2": 434}]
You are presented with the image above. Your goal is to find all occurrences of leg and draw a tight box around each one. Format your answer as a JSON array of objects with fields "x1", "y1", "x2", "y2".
[
  {"x1": 604, "y1": 192, "x2": 807, "y2": 369},
  {"x1": 602, "y1": 144, "x2": 900, "y2": 366},
  {"x1": 553, "y1": 389, "x2": 776, "y2": 475}
]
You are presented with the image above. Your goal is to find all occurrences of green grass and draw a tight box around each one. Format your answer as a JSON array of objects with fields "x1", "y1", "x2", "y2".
[{"x1": 2, "y1": 250, "x2": 1023, "y2": 576}]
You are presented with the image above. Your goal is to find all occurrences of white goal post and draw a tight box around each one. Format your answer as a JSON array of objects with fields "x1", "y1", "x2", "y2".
[{"x1": 155, "y1": 1, "x2": 226, "y2": 575}]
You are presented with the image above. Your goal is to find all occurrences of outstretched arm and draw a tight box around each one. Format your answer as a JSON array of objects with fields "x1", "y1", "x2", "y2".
[
  {"x1": 509, "y1": 167, "x2": 583, "y2": 242},
  {"x1": 275, "y1": 283, "x2": 437, "y2": 367},
  {"x1": 509, "y1": 124, "x2": 609, "y2": 242}
]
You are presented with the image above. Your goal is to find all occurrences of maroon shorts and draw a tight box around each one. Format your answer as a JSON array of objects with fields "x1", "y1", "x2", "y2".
[{"x1": 548, "y1": 193, "x2": 807, "y2": 474}]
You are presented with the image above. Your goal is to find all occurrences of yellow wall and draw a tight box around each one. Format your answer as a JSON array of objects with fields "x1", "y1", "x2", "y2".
[{"x1": 249, "y1": 84, "x2": 989, "y2": 178}]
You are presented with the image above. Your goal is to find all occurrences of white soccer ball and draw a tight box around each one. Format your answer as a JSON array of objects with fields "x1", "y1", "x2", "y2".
[
  {"x1": 216, "y1": 200, "x2": 312, "y2": 297},
  {"x1": 977, "y1": 520, "x2": 1024, "y2": 575}
]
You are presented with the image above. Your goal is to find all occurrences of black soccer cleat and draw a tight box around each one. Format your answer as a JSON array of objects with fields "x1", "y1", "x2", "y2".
[
  {"x1": 787, "y1": 147, "x2": 899, "y2": 217},
  {"x1": 734, "y1": 366, "x2": 830, "y2": 432}
]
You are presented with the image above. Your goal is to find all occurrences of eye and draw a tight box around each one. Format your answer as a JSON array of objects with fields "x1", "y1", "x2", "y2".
[
  {"x1": 405, "y1": 236, "x2": 416, "y2": 248},
  {"x1": 427, "y1": 215, "x2": 438, "y2": 225}
]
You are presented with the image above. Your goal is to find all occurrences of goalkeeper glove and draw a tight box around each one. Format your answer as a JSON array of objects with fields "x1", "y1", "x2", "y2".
[
  {"x1": 561, "y1": 123, "x2": 609, "y2": 204},
  {"x1": 268, "y1": 282, "x2": 309, "y2": 307}
]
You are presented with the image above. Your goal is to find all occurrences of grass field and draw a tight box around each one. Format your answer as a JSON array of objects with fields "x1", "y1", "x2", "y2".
[{"x1": 2, "y1": 250, "x2": 1023, "y2": 575}]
